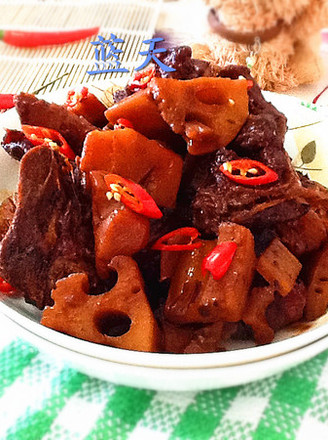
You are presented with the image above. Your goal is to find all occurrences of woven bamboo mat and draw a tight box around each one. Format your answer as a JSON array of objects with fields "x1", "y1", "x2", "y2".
[{"x1": 0, "y1": 0, "x2": 162, "y2": 94}]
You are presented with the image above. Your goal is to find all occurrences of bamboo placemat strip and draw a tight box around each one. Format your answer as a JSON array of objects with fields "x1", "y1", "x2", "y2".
[{"x1": 0, "y1": 0, "x2": 162, "y2": 94}]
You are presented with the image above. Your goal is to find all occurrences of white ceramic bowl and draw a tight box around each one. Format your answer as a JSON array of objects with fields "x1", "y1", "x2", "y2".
[{"x1": 1, "y1": 91, "x2": 328, "y2": 390}]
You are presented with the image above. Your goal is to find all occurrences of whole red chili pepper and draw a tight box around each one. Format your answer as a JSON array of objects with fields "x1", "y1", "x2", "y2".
[
  {"x1": 0, "y1": 94, "x2": 14, "y2": 110},
  {"x1": 202, "y1": 242, "x2": 237, "y2": 280},
  {"x1": 104, "y1": 174, "x2": 163, "y2": 219},
  {"x1": 220, "y1": 159, "x2": 278, "y2": 186},
  {"x1": 21, "y1": 125, "x2": 75, "y2": 160},
  {"x1": 152, "y1": 227, "x2": 202, "y2": 251},
  {"x1": 0, "y1": 27, "x2": 99, "y2": 48},
  {"x1": 129, "y1": 66, "x2": 155, "y2": 90},
  {"x1": 0, "y1": 277, "x2": 16, "y2": 295},
  {"x1": 114, "y1": 118, "x2": 134, "y2": 130},
  {"x1": 313, "y1": 85, "x2": 328, "y2": 104}
]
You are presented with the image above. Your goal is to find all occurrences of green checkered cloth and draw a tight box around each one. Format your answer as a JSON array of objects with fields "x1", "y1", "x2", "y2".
[{"x1": 1, "y1": 337, "x2": 328, "y2": 440}]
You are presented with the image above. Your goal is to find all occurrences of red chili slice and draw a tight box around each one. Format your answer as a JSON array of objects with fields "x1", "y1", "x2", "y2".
[
  {"x1": 0, "y1": 93, "x2": 15, "y2": 110},
  {"x1": 65, "y1": 86, "x2": 89, "y2": 108},
  {"x1": 114, "y1": 118, "x2": 134, "y2": 130},
  {"x1": 202, "y1": 241, "x2": 237, "y2": 280},
  {"x1": 0, "y1": 277, "x2": 16, "y2": 295},
  {"x1": 219, "y1": 159, "x2": 278, "y2": 186},
  {"x1": 247, "y1": 80, "x2": 253, "y2": 90},
  {"x1": 104, "y1": 173, "x2": 163, "y2": 219},
  {"x1": 21, "y1": 125, "x2": 75, "y2": 160},
  {"x1": 129, "y1": 66, "x2": 155, "y2": 90},
  {"x1": 152, "y1": 227, "x2": 202, "y2": 251}
]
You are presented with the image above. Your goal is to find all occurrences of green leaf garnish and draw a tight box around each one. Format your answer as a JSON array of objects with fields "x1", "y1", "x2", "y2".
[{"x1": 301, "y1": 140, "x2": 316, "y2": 164}]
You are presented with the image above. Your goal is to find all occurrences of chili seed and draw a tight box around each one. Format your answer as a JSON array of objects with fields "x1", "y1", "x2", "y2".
[
  {"x1": 106, "y1": 191, "x2": 113, "y2": 201},
  {"x1": 109, "y1": 183, "x2": 121, "y2": 192},
  {"x1": 223, "y1": 162, "x2": 232, "y2": 173}
]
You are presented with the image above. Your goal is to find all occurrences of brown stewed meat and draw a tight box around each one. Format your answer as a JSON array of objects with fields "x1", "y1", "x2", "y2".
[
  {"x1": 154, "y1": 45, "x2": 214, "y2": 80},
  {"x1": 1, "y1": 129, "x2": 34, "y2": 161},
  {"x1": 0, "y1": 146, "x2": 96, "y2": 309},
  {"x1": 185, "y1": 146, "x2": 306, "y2": 235},
  {"x1": 14, "y1": 93, "x2": 96, "y2": 156}
]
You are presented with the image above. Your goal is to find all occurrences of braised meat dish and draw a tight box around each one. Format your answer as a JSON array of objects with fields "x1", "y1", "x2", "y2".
[{"x1": 1, "y1": 46, "x2": 328, "y2": 353}]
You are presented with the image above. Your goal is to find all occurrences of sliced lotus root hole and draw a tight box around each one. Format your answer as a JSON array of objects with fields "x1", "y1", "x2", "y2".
[
  {"x1": 89, "y1": 269, "x2": 118, "y2": 295},
  {"x1": 41, "y1": 256, "x2": 160, "y2": 352},
  {"x1": 194, "y1": 87, "x2": 229, "y2": 106},
  {"x1": 95, "y1": 310, "x2": 132, "y2": 337}
]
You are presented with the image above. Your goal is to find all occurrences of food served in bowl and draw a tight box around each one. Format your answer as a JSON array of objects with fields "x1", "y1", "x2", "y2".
[{"x1": 1, "y1": 46, "x2": 328, "y2": 354}]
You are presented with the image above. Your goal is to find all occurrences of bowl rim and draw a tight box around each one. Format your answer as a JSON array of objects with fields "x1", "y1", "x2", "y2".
[
  {"x1": 8, "y1": 307, "x2": 328, "y2": 391},
  {"x1": 1, "y1": 297, "x2": 327, "y2": 370}
]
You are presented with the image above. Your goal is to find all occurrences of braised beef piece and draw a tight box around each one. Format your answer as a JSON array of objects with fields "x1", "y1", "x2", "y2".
[
  {"x1": 180, "y1": 144, "x2": 299, "y2": 237},
  {"x1": 297, "y1": 172, "x2": 328, "y2": 211},
  {"x1": 0, "y1": 146, "x2": 96, "y2": 309},
  {"x1": 113, "y1": 88, "x2": 133, "y2": 104},
  {"x1": 266, "y1": 282, "x2": 306, "y2": 330},
  {"x1": 0, "y1": 197, "x2": 16, "y2": 242},
  {"x1": 231, "y1": 114, "x2": 279, "y2": 153},
  {"x1": 219, "y1": 65, "x2": 287, "y2": 154},
  {"x1": 177, "y1": 151, "x2": 217, "y2": 214},
  {"x1": 154, "y1": 46, "x2": 213, "y2": 80},
  {"x1": 187, "y1": 146, "x2": 306, "y2": 235},
  {"x1": 14, "y1": 93, "x2": 96, "y2": 156},
  {"x1": 243, "y1": 200, "x2": 309, "y2": 230},
  {"x1": 1, "y1": 129, "x2": 34, "y2": 161}
]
